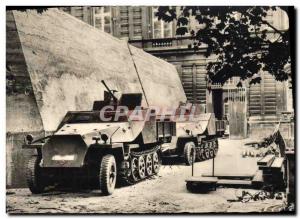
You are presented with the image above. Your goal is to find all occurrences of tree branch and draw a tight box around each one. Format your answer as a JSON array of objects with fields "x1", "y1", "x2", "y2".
[{"x1": 245, "y1": 10, "x2": 285, "y2": 36}]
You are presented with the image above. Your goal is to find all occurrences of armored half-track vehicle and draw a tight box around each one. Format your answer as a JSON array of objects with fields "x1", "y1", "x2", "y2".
[
  {"x1": 23, "y1": 81, "x2": 165, "y2": 195},
  {"x1": 160, "y1": 103, "x2": 219, "y2": 165}
]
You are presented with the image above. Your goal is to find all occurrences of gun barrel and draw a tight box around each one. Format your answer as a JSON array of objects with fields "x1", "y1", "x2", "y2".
[{"x1": 101, "y1": 80, "x2": 117, "y2": 101}]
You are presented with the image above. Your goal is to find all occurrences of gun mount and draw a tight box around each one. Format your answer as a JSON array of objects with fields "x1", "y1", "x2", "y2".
[{"x1": 101, "y1": 80, "x2": 118, "y2": 103}]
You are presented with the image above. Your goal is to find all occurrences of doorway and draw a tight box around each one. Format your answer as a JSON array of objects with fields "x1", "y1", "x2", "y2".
[
  {"x1": 212, "y1": 89, "x2": 223, "y2": 120},
  {"x1": 226, "y1": 87, "x2": 247, "y2": 139}
]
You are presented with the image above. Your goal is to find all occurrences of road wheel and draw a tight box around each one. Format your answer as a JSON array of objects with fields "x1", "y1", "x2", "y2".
[
  {"x1": 195, "y1": 148, "x2": 202, "y2": 161},
  {"x1": 204, "y1": 148, "x2": 210, "y2": 159},
  {"x1": 213, "y1": 147, "x2": 218, "y2": 157},
  {"x1": 200, "y1": 147, "x2": 206, "y2": 160},
  {"x1": 213, "y1": 139, "x2": 219, "y2": 157},
  {"x1": 138, "y1": 156, "x2": 146, "y2": 179},
  {"x1": 152, "y1": 152, "x2": 160, "y2": 174},
  {"x1": 209, "y1": 148, "x2": 214, "y2": 158},
  {"x1": 145, "y1": 154, "x2": 153, "y2": 176},
  {"x1": 183, "y1": 142, "x2": 196, "y2": 166},
  {"x1": 26, "y1": 156, "x2": 45, "y2": 194},
  {"x1": 99, "y1": 154, "x2": 117, "y2": 195},
  {"x1": 131, "y1": 157, "x2": 139, "y2": 182},
  {"x1": 198, "y1": 149, "x2": 205, "y2": 161}
]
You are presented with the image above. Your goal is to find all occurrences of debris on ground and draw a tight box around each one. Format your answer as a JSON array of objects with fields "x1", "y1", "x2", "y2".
[
  {"x1": 242, "y1": 144, "x2": 280, "y2": 158},
  {"x1": 227, "y1": 190, "x2": 285, "y2": 203},
  {"x1": 243, "y1": 127, "x2": 284, "y2": 159}
]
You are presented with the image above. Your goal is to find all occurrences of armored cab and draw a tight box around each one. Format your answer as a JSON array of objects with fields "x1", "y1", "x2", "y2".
[
  {"x1": 160, "y1": 103, "x2": 219, "y2": 165},
  {"x1": 23, "y1": 81, "x2": 164, "y2": 195}
]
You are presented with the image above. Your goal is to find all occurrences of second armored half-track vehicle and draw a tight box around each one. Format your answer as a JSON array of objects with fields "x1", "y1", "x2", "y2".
[
  {"x1": 23, "y1": 81, "x2": 166, "y2": 195},
  {"x1": 160, "y1": 103, "x2": 219, "y2": 165}
]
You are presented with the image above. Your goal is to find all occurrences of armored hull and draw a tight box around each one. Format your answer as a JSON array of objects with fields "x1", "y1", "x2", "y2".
[
  {"x1": 24, "y1": 96, "x2": 165, "y2": 195},
  {"x1": 160, "y1": 104, "x2": 220, "y2": 165}
]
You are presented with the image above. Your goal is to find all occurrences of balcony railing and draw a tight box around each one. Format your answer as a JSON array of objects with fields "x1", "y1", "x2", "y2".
[
  {"x1": 129, "y1": 36, "x2": 207, "y2": 52},
  {"x1": 152, "y1": 39, "x2": 173, "y2": 47}
]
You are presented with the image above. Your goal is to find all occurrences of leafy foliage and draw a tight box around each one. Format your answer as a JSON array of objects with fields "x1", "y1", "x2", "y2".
[{"x1": 156, "y1": 6, "x2": 291, "y2": 85}]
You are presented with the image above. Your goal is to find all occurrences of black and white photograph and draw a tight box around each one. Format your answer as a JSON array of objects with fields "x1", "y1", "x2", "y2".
[{"x1": 5, "y1": 3, "x2": 295, "y2": 214}]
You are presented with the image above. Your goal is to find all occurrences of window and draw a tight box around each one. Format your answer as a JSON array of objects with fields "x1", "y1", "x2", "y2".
[
  {"x1": 103, "y1": 6, "x2": 110, "y2": 13},
  {"x1": 181, "y1": 65, "x2": 207, "y2": 104},
  {"x1": 153, "y1": 19, "x2": 162, "y2": 38},
  {"x1": 94, "y1": 7, "x2": 102, "y2": 14},
  {"x1": 164, "y1": 23, "x2": 172, "y2": 38},
  {"x1": 249, "y1": 72, "x2": 278, "y2": 116},
  {"x1": 92, "y1": 6, "x2": 112, "y2": 34},
  {"x1": 152, "y1": 7, "x2": 173, "y2": 38},
  {"x1": 95, "y1": 17, "x2": 102, "y2": 29},
  {"x1": 119, "y1": 7, "x2": 129, "y2": 38},
  {"x1": 131, "y1": 7, "x2": 142, "y2": 39}
]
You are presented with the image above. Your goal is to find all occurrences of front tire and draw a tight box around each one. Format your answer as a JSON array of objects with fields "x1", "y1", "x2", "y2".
[
  {"x1": 99, "y1": 154, "x2": 117, "y2": 195},
  {"x1": 26, "y1": 156, "x2": 45, "y2": 194},
  {"x1": 183, "y1": 142, "x2": 196, "y2": 166}
]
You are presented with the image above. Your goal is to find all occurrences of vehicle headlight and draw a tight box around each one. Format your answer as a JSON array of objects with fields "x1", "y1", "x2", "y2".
[
  {"x1": 26, "y1": 134, "x2": 34, "y2": 144},
  {"x1": 101, "y1": 134, "x2": 109, "y2": 143}
]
